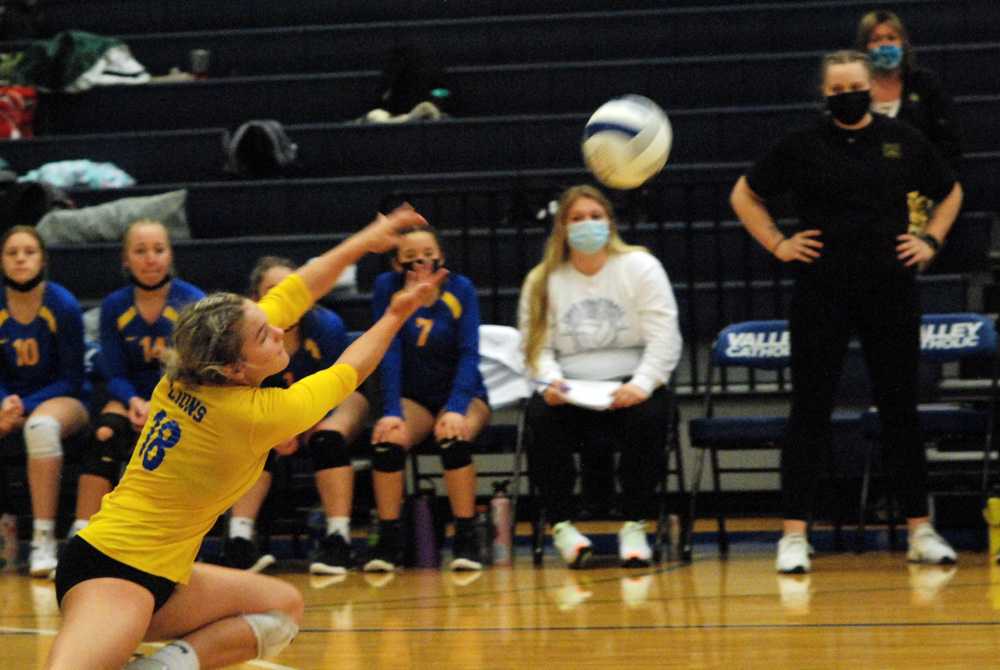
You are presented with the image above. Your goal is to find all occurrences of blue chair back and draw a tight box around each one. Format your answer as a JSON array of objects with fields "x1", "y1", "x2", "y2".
[
  {"x1": 710, "y1": 320, "x2": 790, "y2": 370},
  {"x1": 919, "y1": 313, "x2": 998, "y2": 362}
]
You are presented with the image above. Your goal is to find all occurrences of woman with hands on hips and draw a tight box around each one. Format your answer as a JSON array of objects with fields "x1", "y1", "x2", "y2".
[{"x1": 730, "y1": 50, "x2": 963, "y2": 575}]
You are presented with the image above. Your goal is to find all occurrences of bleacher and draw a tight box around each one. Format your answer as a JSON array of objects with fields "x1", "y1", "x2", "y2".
[
  {"x1": 2, "y1": 0, "x2": 996, "y2": 373},
  {"x1": 1, "y1": 0, "x2": 998, "y2": 532}
]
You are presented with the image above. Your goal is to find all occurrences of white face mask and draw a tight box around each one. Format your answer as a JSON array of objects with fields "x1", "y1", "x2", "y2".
[{"x1": 567, "y1": 218, "x2": 610, "y2": 254}]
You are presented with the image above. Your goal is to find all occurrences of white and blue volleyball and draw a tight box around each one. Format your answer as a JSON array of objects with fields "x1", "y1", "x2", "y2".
[{"x1": 582, "y1": 95, "x2": 672, "y2": 189}]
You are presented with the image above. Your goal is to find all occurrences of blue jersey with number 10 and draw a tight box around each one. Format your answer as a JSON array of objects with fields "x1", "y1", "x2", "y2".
[{"x1": 0, "y1": 281, "x2": 85, "y2": 413}]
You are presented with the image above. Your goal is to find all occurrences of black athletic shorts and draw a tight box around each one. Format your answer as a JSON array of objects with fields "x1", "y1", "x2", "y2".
[{"x1": 55, "y1": 536, "x2": 177, "y2": 612}]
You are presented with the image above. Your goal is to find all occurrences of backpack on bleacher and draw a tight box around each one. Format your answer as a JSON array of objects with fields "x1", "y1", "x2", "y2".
[{"x1": 223, "y1": 120, "x2": 298, "y2": 178}]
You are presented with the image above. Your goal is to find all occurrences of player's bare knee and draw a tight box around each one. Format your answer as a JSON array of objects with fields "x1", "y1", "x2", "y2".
[{"x1": 270, "y1": 579, "x2": 304, "y2": 623}]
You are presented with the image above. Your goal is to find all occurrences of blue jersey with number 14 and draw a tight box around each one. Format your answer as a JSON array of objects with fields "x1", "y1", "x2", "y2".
[{"x1": 100, "y1": 279, "x2": 205, "y2": 405}]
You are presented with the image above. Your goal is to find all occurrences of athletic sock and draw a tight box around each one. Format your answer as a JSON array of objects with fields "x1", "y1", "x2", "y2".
[
  {"x1": 326, "y1": 516, "x2": 350, "y2": 540},
  {"x1": 229, "y1": 516, "x2": 255, "y2": 540},
  {"x1": 146, "y1": 640, "x2": 200, "y2": 670}
]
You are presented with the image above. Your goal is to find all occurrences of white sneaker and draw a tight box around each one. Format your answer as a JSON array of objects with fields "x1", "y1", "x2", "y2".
[
  {"x1": 775, "y1": 533, "x2": 811, "y2": 574},
  {"x1": 907, "y1": 523, "x2": 957, "y2": 565},
  {"x1": 618, "y1": 521, "x2": 652, "y2": 567},
  {"x1": 29, "y1": 538, "x2": 57, "y2": 578},
  {"x1": 552, "y1": 521, "x2": 592, "y2": 569}
]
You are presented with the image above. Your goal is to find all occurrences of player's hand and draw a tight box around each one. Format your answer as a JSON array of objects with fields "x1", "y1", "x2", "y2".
[
  {"x1": 389, "y1": 268, "x2": 449, "y2": 319},
  {"x1": 356, "y1": 204, "x2": 428, "y2": 254},
  {"x1": 1, "y1": 394, "x2": 24, "y2": 418},
  {"x1": 435, "y1": 411, "x2": 469, "y2": 442},
  {"x1": 774, "y1": 229, "x2": 823, "y2": 263},
  {"x1": 609, "y1": 383, "x2": 649, "y2": 410},
  {"x1": 273, "y1": 437, "x2": 300, "y2": 456},
  {"x1": 372, "y1": 416, "x2": 410, "y2": 446},
  {"x1": 542, "y1": 380, "x2": 569, "y2": 406},
  {"x1": 128, "y1": 397, "x2": 150, "y2": 432},
  {"x1": 896, "y1": 233, "x2": 937, "y2": 267}
]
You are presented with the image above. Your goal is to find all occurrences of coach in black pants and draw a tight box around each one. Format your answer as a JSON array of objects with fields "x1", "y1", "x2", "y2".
[{"x1": 730, "y1": 50, "x2": 963, "y2": 574}]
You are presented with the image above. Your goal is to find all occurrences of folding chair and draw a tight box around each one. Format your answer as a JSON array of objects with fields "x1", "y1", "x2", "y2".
[
  {"x1": 857, "y1": 313, "x2": 999, "y2": 549},
  {"x1": 405, "y1": 325, "x2": 530, "y2": 538},
  {"x1": 521, "y1": 378, "x2": 689, "y2": 566},
  {"x1": 687, "y1": 320, "x2": 861, "y2": 557}
]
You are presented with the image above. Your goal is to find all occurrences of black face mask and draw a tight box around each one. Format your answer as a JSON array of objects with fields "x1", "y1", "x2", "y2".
[
  {"x1": 3, "y1": 272, "x2": 44, "y2": 293},
  {"x1": 825, "y1": 90, "x2": 871, "y2": 125},
  {"x1": 399, "y1": 258, "x2": 441, "y2": 274},
  {"x1": 129, "y1": 272, "x2": 172, "y2": 291}
]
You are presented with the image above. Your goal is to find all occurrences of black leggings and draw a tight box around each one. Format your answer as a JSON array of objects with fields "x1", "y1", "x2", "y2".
[
  {"x1": 526, "y1": 385, "x2": 669, "y2": 522},
  {"x1": 783, "y1": 272, "x2": 927, "y2": 520}
]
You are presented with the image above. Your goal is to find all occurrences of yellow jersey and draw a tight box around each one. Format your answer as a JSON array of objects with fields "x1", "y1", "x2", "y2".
[{"x1": 79, "y1": 274, "x2": 357, "y2": 583}]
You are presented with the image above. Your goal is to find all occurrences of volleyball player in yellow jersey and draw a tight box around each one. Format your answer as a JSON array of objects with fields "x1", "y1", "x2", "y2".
[{"x1": 45, "y1": 205, "x2": 443, "y2": 670}]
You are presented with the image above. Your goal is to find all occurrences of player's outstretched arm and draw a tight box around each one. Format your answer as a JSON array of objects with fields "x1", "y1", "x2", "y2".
[
  {"x1": 296, "y1": 204, "x2": 427, "y2": 301},
  {"x1": 338, "y1": 268, "x2": 448, "y2": 384}
]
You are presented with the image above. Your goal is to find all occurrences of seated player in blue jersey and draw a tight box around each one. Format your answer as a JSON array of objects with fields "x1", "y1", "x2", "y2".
[
  {"x1": 0, "y1": 226, "x2": 89, "y2": 578},
  {"x1": 220, "y1": 256, "x2": 370, "y2": 576},
  {"x1": 364, "y1": 224, "x2": 491, "y2": 573},
  {"x1": 72, "y1": 219, "x2": 204, "y2": 539},
  {"x1": 47, "y1": 206, "x2": 445, "y2": 670}
]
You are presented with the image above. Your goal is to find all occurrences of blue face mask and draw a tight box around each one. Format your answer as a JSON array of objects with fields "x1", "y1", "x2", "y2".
[
  {"x1": 566, "y1": 218, "x2": 610, "y2": 254},
  {"x1": 870, "y1": 44, "x2": 903, "y2": 70}
]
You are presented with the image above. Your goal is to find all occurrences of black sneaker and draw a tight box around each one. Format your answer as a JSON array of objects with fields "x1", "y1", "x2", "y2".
[
  {"x1": 363, "y1": 521, "x2": 402, "y2": 572},
  {"x1": 221, "y1": 537, "x2": 275, "y2": 573},
  {"x1": 449, "y1": 523, "x2": 483, "y2": 572},
  {"x1": 309, "y1": 533, "x2": 353, "y2": 575}
]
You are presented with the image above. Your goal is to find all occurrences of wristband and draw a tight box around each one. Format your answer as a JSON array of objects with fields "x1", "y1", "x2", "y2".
[{"x1": 919, "y1": 233, "x2": 942, "y2": 254}]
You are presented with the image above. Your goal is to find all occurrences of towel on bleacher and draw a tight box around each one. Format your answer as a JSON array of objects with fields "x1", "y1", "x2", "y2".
[
  {"x1": 478, "y1": 324, "x2": 531, "y2": 408},
  {"x1": 36, "y1": 189, "x2": 189, "y2": 244}
]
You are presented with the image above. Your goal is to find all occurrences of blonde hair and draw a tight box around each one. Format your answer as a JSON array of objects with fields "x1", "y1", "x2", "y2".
[
  {"x1": 521, "y1": 184, "x2": 647, "y2": 374},
  {"x1": 122, "y1": 219, "x2": 174, "y2": 277},
  {"x1": 818, "y1": 49, "x2": 873, "y2": 91},
  {"x1": 162, "y1": 292, "x2": 246, "y2": 386},
  {"x1": 855, "y1": 10, "x2": 914, "y2": 72}
]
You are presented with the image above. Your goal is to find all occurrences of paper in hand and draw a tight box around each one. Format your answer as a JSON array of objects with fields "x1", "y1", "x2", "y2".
[{"x1": 560, "y1": 379, "x2": 622, "y2": 411}]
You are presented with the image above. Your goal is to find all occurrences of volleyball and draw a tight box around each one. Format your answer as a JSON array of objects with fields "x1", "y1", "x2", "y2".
[{"x1": 581, "y1": 95, "x2": 672, "y2": 189}]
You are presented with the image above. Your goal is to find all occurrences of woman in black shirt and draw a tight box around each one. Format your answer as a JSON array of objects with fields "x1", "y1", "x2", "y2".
[
  {"x1": 730, "y1": 50, "x2": 963, "y2": 574},
  {"x1": 855, "y1": 9, "x2": 961, "y2": 170}
]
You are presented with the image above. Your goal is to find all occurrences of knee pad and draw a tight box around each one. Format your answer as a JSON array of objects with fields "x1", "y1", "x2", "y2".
[
  {"x1": 242, "y1": 610, "x2": 299, "y2": 660},
  {"x1": 372, "y1": 442, "x2": 406, "y2": 473},
  {"x1": 82, "y1": 414, "x2": 134, "y2": 481},
  {"x1": 438, "y1": 439, "x2": 472, "y2": 471},
  {"x1": 23, "y1": 415, "x2": 62, "y2": 459},
  {"x1": 308, "y1": 430, "x2": 350, "y2": 471}
]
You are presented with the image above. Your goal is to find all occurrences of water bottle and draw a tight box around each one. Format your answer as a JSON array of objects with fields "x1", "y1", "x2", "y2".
[
  {"x1": 367, "y1": 508, "x2": 380, "y2": 549},
  {"x1": 306, "y1": 507, "x2": 325, "y2": 553},
  {"x1": 412, "y1": 490, "x2": 440, "y2": 568},
  {"x1": 490, "y1": 481, "x2": 513, "y2": 566},
  {"x1": 475, "y1": 504, "x2": 494, "y2": 566},
  {"x1": 0, "y1": 513, "x2": 17, "y2": 571}
]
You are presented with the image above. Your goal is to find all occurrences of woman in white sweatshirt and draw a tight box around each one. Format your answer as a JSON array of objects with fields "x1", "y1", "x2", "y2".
[{"x1": 518, "y1": 184, "x2": 682, "y2": 568}]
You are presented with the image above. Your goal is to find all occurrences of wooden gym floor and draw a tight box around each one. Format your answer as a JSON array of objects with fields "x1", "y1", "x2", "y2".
[{"x1": 3, "y1": 521, "x2": 1000, "y2": 669}]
